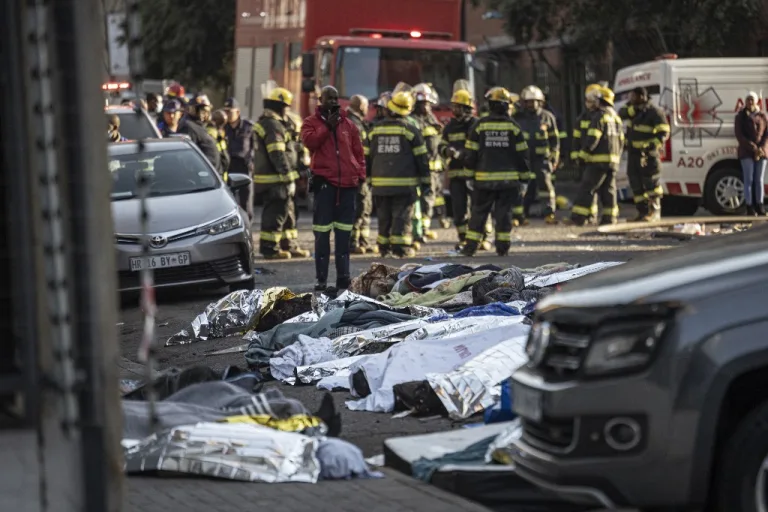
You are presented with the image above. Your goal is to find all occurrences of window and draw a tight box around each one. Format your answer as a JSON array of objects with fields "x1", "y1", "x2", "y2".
[
  {"x1": 272, "y1": 43, "x2": 285, "y2": 70},
  {"x1": 335, "y1": 46, "x2": 468, "y2": 104},
  {"x1": 289, "y1": 42, "x2": 302, "y2": 71},
  {"x1": 319, "y1": 48, "x2": 333, "y2": 87},
  {"x1": 534, "y1": 60, "x2": 550, "y2": 90}
]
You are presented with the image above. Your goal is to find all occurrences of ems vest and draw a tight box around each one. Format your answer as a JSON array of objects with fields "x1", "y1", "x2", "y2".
[
  {"x1": 366, "y1": 118, "x2": 430, "y2": 196},
  {"x1": 464, "y1": 114, "x2": 530, "y2": 190},
  {"x1": 413, "y1": 113, "x2": 444, "y2": 172}
]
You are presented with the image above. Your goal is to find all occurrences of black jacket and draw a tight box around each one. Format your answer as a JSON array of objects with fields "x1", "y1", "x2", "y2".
[
  {"x1": 179, "y1": 118, "x2": 221, "y2": 172},
  {"x1": 440, "y1": 116, "x2": 476, "y2": 179},
  {"x1": 464, "y1": 113, "x2": 530, "y2": 190}
]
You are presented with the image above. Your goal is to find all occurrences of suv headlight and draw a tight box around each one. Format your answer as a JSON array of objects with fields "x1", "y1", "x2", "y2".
[
  {"x1": 196, "y1": 211, "x2": 242, "y2": 236},
  {"x1": 583, "y1": 317, "x2": 667, "y2": 376}
]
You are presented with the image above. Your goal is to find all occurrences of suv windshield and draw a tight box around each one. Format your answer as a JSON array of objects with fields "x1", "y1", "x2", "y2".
[
  {"x1": 113, "y1": 111, "x2": 160, "y2": 140},
  {"x1": 336, "y1": 46, "x2": 468, "y2": 106},
  {"x1": 109, "y1": 148, "x2": 219, "y2": 200}
]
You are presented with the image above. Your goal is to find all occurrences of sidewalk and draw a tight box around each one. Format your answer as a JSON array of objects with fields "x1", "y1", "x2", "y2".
[{"x1": 125, "y1": 469, "x2": 493, "y2": 512}]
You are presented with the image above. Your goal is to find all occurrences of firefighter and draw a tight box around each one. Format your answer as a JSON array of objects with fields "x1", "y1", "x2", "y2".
[
  {"x1": 571, "y1": 83, "x2": 606, "y2": 223},
  {"x1": 190, "y1": 94, "x2": 230, "y2": 176},
  {"x1": 347, "y1": 94, "x2": 377, "y2": 254},
  {"x1": 441, "y1": 87, "x2": 476, "y2": 245},
  {"x1": 374, "y1": 92, "x2": 391, "y2": 123},
  {"x1": 223, "y1": 97, "x2": 257, "y2": 219},
  {"x1": 367, "y1": 90, "x2": 431, "y2": 258},
  {"x1": 164, "y1": 81, "x2": 185, "y2": 103},
  {"x1": 252, "y1": 86, "x2": 301, "y2": 260},
  {"x1": 281, "y1": 106, "x2": 312, "y2": 259},
  {"x1": 570, "y1": 86, "x2": 623, "y2": 226},
  {"x1": 211, "y1": 109, "x2": 230, "y2": 179},
  {"x1": 618, "y1": 86, "x2": 670, "y2": 221},
  {"x1": 516, "y1": 85, "x2": 559, "y2": 224},
  {"x1": 461, "y1": 87, "x2": 530, "y2": 257},
  {"x1": 412, "y1": 83, "x2": 447, "y2": 237}
]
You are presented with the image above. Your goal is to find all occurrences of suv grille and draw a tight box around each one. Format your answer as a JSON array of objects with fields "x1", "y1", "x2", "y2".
[
  {"x1": 541, "y1": 323, "x2": 590, "y2": 378},
  {"x1": 521, "y1": 417, "x2": 576, "y2": 452}
]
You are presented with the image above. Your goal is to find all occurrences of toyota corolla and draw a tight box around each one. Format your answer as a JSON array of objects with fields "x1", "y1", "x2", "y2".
[{"x1": 110, "y1": 139, "x2": 255, "y2": 292}]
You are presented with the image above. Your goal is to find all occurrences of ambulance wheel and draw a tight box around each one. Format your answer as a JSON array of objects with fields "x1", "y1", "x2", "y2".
[
  {"x1": 705, "y1": 165, "x2": 746, "y2": 216},
  {"x1": 661, "y1": 196, "x2": 699, "y2": 216}
]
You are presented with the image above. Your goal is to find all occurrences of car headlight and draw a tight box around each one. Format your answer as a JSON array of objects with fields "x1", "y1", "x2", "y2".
[
  {"x1": 583, "y1": 317, "x2": 668, "y2": 376},
  {"x1": 196, "y1": 211, "x2": 242, "y2": 236}
]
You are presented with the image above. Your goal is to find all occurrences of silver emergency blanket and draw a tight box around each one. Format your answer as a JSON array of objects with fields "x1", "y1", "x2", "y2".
[
  {"x1": 347, "y1": 321, "x2": 530, "y2": 413},
  {"x1": 292, "y1": 354, "x2": 370, "y2": 385},
  {"x1": 166, "y1": 290, "x2": 265, "y2": 345},
  {"x1": 123, "y1": 421, "x2": 320, "y2": 483},
  {"x1": 485, "y1": 418, "x2": 523, "y2": 464},
  {"x1": 403, "y1": 315, "x2": 527, "y2": 342},
  {"x1": 427, "y1": 333, "x2": 529, "y2": 420},
  {"x1": 330, "y1": 318, "x2": 430, "y2": 356},
  {"x1": 286, "y1": 311, "x2": 319, "y2": 323},
  {"x1": 317, "y1": 290, "x2": 445, "y2": 318},
  {"x1": 524, "y1": 261, "x2": 624, "y2": 288}
]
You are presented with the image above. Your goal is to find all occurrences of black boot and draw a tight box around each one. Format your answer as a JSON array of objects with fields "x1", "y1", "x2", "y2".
[
  {"x1": 758, "y1": 204, "x2": 767, "y2": 216},
  {"x1": 336, "y1": 276, "x2": 351, "y2": 290},
  {"x1": 315, "y1": 256, "x2": 329, "y2": 292},
  {"x1": 747, "y1": 204, "x2": 756, "y2": 216},
  {"x1": 314, "y1": 281, "x2": 327, "y2": 292}
]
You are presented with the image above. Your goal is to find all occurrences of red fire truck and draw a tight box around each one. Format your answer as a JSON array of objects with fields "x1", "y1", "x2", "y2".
[{"x1": 299, "y1": 0, "x2": 488, "y2": 121}]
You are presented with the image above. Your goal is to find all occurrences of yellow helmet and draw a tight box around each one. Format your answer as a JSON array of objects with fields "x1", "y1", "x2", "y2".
[
  {"x1": 485, "y1": 86, "x2": 513, "y2": 104},
  {"x1": 451, "y1": 89, "x2": 473, "y2": 107},
  {"x1": 387, "y1": 91, "x2": 415, "y2": 116},
  {"x1": 584, "y1": 83, "x2": 602, "y2": 96},
  {"x1": 266, "y1": 87, "x2": 293, "y2": 106},
  {"x1": 599, "y1": 86, "x2": 615, "y2": 106}
]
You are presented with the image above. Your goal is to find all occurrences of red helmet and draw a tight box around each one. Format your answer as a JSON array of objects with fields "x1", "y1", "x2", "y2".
[{"x1": 166, "y1": 82, "x2": 185, "y2": 98}]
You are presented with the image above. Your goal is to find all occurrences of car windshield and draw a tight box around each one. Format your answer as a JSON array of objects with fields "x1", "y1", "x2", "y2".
[
  {"x1": 109, "y1": 148, "x2": 219, "y2": 200},
  {"x1": 335, "y1": 46, "x2": 468, "y2": 106},
  {"x1": 113, "y1": 112, "x2": 159, "y2": 140}
]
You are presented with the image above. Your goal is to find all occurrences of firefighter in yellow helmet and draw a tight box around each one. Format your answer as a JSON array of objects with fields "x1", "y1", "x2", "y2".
[
  {"x1": 253, "y1": 85, "x2": 306, "y2": 259},
  {"x1": 570, "y1": 86, "x2": 624, "y2": 226},
  {"x1": 460, "y1": 87, "x2": 530, "y2": 256},
  {"x1": 508, "y1": 93, "x2": 521, "y2": 116},
  {"x1": 281, "y1": 106, "x2": 312, "y2": 259},
  {"x1": 411, "y1": 83, "x2": 446, "y2": 240},
  {"x1": 571, "y1": 82, "x2": 607, "y2": 223},
  {"x1": 515, "y1": 85, "x2": 560, "y2": 225},
  {"x1": 366, "y1": 90, "x2": 431, "y2": 257}
]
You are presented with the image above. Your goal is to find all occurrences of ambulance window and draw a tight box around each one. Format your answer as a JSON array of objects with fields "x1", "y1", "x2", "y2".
[
  {"x1": 319, "y1": 49, "x2": 333, "y2": 87},
  {"x1": 615, "y1": 85, "x2": 661, "y2": 103}
]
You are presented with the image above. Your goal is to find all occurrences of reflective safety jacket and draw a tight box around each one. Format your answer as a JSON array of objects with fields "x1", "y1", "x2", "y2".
[
  {"x1": 618, "y1": 101, "x2": 670, "y2": 154},
  {"x1": 464, "y1": 113, "x2": 530, "y2": 190},
  {"x1": 412, "y1": 112, "x2": 444, "y2": 172},
  {"x1": 579, "y1": 107, "x2": 624, "y2": 168},
  {"x1": 366, "y1": 118, "x2": 430, "y2": 196},
  {"x1": 285, "y1": 111, "x2": 310, "y2": 171},
  {"x1": 440, "y1": 116, "x2": 477, "y2": 180},
  {"x1": 252, "y1": 110, "x2": 299, "y2": 192},
  {"x1": 205, "y1": 122, "x2": 231, "y2": 176},
  {"x1": 513, "y1": 108, "x2": 559, "y2": 179},
  {"x1": 570, "y1": 110, "x2": 593, "y2": 162}
]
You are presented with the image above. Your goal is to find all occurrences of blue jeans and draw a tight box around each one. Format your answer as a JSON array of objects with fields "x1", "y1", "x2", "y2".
[{"x1": 740, "y1": 157, "x2": 767, "y2": 206}]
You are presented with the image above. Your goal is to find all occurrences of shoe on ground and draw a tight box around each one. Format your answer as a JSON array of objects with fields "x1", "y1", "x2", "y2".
[
  {"x1": 496, "y1": 249, "x2": 509, "y2": 256},
  {"x1": 263, "y1": 250, "x2": 292, "y2": 260},
  {"x1": 351, "y1": 246, "x2": 367, "y2": 255},
  {"x1": 479, "y1": 240, "x2": 493, "y2": 251},
  {"x1": 289, "y1": 248, "x2": 311, "y2": 258},
  {"x1": 411, "y1": 241, "x2": 421, "y2": 251},
  {"x1": 395, "y1": 247, "x2": 417, "y2": 258},
  {"x1": 544, "y1": 214, "x2": 558, "y2": 225},
  {"x1": 365, "y1": 245, "x2": 380, "y2": 254},
  {"x1": 440, "y1": 219, "x2": 452, "y2": 229},
  {"x1": 459, "y1": 245, "x2": 477, "y2": 257},
  {"x1": 424, "y1": 230, "x2": 438, "y2": 240},
  {"x1": 336, "y1": 276, "x2": 351, "y2": 290},
  {"x1": 454, "y1": 241, "x2": 465, "y2": 251},
  {"x1": 314, "y1": 281, "x2": 327, "y2": 292}
]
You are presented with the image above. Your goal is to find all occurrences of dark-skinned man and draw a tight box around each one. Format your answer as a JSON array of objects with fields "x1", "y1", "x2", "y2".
[
  {"x1": 461, "y1": 87, "x2": 530, "y2": 257},
  {"x1": 347, "y1": 94, "x2": 377, "y2": 254},
  {"x1": 252, "y1": 86, "x2": 301, "y2": 260},
  {"x1": 302, "y1": 86, "x2": 366, "y2": 292},
  {"x1": 366, "y1": 90, "x2": 430, "y2": 258},
  {"x1": 618, "y1": 86, "x2": 670, "y2": 221},
  {"x1": 224, "y1": 97, "x2": 257, "y2": 220}
]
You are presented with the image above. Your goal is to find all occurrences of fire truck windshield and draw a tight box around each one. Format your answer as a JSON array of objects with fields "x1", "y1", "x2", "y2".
[{"x1": 336, "y1": 46, "x2": 469, "y2": 106}]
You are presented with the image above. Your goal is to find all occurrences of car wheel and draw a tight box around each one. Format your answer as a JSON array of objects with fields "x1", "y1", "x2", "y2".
[
  {"x1": 229, "y1": 277, "x2": 256, "y2": 292},
  {"x1": 705, "y1": 166, "x2": 745, "y2": 215},
  {"x1": 712, "y1": 400, "x2": 768, "y2": 512},
  {"x1": 661, "y1": 196, "x2": 700, "y2": 217}
]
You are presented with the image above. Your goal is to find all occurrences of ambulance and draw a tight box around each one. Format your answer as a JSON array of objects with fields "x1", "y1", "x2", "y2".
[{"x1": 613, "y1": 55, "x2": 768, "y2": 215}]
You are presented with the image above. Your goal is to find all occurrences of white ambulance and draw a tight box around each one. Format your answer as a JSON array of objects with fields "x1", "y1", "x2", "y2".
[{"x1": 613, "y1": 55, "x2": 768, "y2": 215}]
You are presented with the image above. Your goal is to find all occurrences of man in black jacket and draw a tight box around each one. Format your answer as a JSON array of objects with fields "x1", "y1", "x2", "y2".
[{"x1": 160, "y1": 99, "x2": 221, "y2": 172}]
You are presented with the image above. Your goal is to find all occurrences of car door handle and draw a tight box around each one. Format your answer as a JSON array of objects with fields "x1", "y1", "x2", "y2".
[{"x1": 679, "y1": 150, "x2": 688, "y2": 154}]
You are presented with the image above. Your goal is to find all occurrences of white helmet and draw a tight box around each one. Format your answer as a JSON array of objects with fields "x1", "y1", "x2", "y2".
[
  {"x1": 413, "y1": 83, "x2": 438, "y2": 105},
  {"x1": 520, "y1": 85, "x2": 545, "y2": 102}
]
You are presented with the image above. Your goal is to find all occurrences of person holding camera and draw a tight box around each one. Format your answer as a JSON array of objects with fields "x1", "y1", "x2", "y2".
[{"x1": 301, "y1": 86, "x2": 366, "y2": 292}]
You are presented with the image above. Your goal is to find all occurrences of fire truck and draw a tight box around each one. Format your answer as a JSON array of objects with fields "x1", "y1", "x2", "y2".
[{"x1": 299, "y1": 0, "x2": 488, "y2": 121}]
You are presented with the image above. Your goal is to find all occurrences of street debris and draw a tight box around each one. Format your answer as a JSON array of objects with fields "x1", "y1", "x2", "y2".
[{"x1": 123, "y1": 260, "x2": 624, "y2": 484}]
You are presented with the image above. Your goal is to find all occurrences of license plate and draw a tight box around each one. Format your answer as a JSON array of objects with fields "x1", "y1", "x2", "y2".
[
  {"x1": 129, "y1": 252, "x2": 191, "y2": 272},
  {"x1": 513, "y1": 383, "x2": 543, "y2": 422}
]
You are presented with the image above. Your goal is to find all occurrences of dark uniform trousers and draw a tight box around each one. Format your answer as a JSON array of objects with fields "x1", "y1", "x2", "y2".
[
  {"x1": 313, "y1": 182, "x2": 356, "y2": 284},
  {"x1": 351, "y1": 180, "x2": 373, "y2": 249},
  {"x1": 523, "y1": 162, "x2": 556, "y2": 216},
  {"x1": 229, "y1": 157, "x2": 254, "y2": 218},
  {"x1": 627, "y1": 151, "x2": 663, "y2": 216},
  {"x1": 466, "y1": 187, "x2": 522, "y2": 253},
  {"x1": 260, "y1": 184, "x2": 291, "y2": 255},
  {"x1": 572, "y1": 165, "x2": 619, "y2": 223},
  {"x1": 376, "y1": 194, "x2": 416, "y2": 255},
  {"x1": 450, "y1": 179, "x2": 471, "y2": 237},
  {"x1": 431, "y1": 172, "x2": 447, "y2": 222},
  {"x1": 280, "y1": 183, "x2": 299, "y2": 252}
]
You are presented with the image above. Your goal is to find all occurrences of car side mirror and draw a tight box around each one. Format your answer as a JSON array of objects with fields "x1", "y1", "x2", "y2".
[
  {"x1": 485, "y1": 60, "x2": 499, "y2": 87},
  {"x1": 301, "y1": 78, "x2": 316, "y2": 94},
  {"x1": 301, "y1": 52, "x2": 315, "y2": 78},
  {"x1": 227, "y1": 173, "x2": 251, "y2": 191}
]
